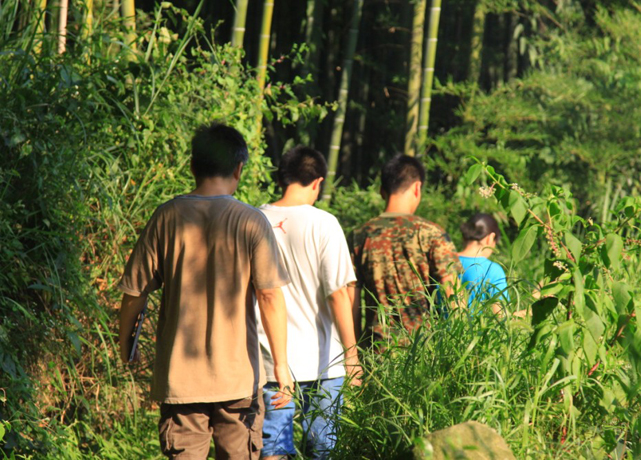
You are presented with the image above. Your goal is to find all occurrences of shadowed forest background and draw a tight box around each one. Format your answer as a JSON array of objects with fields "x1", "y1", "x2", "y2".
[{"x1": 1, "y1": 0, "x2": 641, "y2": 458}]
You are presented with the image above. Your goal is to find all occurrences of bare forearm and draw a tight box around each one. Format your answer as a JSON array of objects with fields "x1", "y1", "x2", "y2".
[
  {"x1": 119, "y1": 293, "x2": 147, "y2": 362},
  {"x1": 350, "y1": 286, "x2": 362, "y2": 340},
  {"x1": 256, "y1": 287, "x2": 288, "y2": 369},
  {"x1": 329, "y1": 286, "x2": 362, "y2": 385},
  {"x1": 256, "y1": 287, "x2": 293, "y2": 408}
]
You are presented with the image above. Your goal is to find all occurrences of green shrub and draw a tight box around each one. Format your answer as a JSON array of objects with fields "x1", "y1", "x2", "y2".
[{"x1": 0, "y1": 3, "x2": 323, "y2": 456}]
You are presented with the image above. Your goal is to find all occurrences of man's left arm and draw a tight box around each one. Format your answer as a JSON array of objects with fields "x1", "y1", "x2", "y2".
[{"x1": 327, "y1": 286, "x2": 361, "y2": 386}]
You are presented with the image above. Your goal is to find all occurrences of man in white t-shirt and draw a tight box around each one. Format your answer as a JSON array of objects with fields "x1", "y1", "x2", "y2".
[{"x1": 257, "y1": 146, "x2": 360, "y2": 460}]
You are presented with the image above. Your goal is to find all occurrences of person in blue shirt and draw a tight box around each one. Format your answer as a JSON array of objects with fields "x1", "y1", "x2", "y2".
[{"x1": 458, "y1": 213, "x2": 521, "y2": 316}]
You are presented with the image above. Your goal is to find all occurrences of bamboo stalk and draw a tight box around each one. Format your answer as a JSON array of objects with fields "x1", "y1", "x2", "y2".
[
  {"x1": 255, "y1": 0, "x2": 275, "y2": 136},
  {"x1": 322, "y1": 0, "x2": 364, "y2": 201},
  {"x1": 121, "y1": 0, "x2": 136, "y2": 53},
  {"x1": 231, "y1": 0, "x2": 249, "y2": 47},
  {"x1": 57, "y1": 0, "x2": 68, "y2": 53},
  {"x1": 83, "y1": 0, "x2": 94, "y2": 40},
  {"x1": 256, "y1": 0, "x2": 275, "y2": 93},
  {"x1": 34, "y1": 0, "x2": 48, "y2": 54},
  {"x1": 468, "y1": 0, "x2": 485, "y2": 83},
  {"x1": 404, "y1": 0, "x2": 427, "y2": 157},
  {"x1": 417, "y1": 0, "x2": 442, "y2": 148}
]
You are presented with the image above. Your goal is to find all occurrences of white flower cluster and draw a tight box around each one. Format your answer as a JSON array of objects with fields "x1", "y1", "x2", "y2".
[{"x1": 478, "y1": 185, "x2": 495, "y2": 199}]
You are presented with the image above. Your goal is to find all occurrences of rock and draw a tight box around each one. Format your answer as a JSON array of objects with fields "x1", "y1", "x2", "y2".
[{"x1": 413, "y1": 421, "x2": 516, "y2": 460}]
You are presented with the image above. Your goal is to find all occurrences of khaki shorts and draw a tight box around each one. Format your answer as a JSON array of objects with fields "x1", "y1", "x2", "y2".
[{"x1": 158, "y1": 391, "x2": 264, "y2": 459}]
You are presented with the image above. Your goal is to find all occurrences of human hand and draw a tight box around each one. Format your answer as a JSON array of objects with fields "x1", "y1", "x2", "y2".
[
  {"x1": 345, "y1": 353, "x2": 363, "y2": 387},
  {"x1": 271, "y1": 365, "x2": 294, "y2": 409}
]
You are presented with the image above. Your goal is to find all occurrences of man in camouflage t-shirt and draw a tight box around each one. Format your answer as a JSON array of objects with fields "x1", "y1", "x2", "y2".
[{"x1": 350, "y1": 155, "x2": 461, "y2": 347}]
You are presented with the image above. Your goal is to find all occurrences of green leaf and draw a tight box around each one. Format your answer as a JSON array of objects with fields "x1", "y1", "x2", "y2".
[
  {"x1": 564, "y1": 232, "x2": 582, "y2": 262},
  {"x1": 582, "y1": 332, "x2": 598, "y2": 367},
  {"x1": 511, "y1": 225, "x2": 538, "y2": 263},
  {"x1": 573, "y1": 269, "x2": 585, "y2": 319},
  {"x1": 603, "y1": 233, "x2": 623, "y2": 271},
  {"x1": 532, "y1": 296, "x2": 559, "y2": 327},
  {"x1": 464, "y1": 164, "x2": 483, "y2": 185},
  {"x1": 612, "y1": 282, "x2": 632, "y2": 315},
  {"x1": 509, "y1": 191, "x2": 528, "y2": 225},
  {"x1": 557, "y1": 320, "x2": 575, "y2": 355}
]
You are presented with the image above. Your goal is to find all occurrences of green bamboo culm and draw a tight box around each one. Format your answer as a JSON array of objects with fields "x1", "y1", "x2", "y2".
[
  {"x1": 417, "y1": 0, "x2": 442, "y2": 148},
  {"x1": 121, "y1": 0, "x2": 137, "y2": 55},
  {"x1": 404, "y1": 0, "x2": 427, "y2": 157},
  {"x1": 34, "y1": 0, "x2": 48, "y2": 54},
  {"x1": 467, "y1": 0, "x2": 485, "y2": 84},
  {"x1": 231, "y1": 0, "x2": 249, "y2": 47},
  {"x1": 256, "y1": 0, "x2": 274, "y2": 93},
  {"x1": 323, "y1": 0, "x2": 364, "y2": 201},
  {"x1": 255, "y1": 0, "x2": 275, "y2": 136},
  {"x1": 83, "y1": 0, "x2": 94, "y2": 40},
  {"x1": 57, "y1": 0, "x2": 68, "y2": 53}
]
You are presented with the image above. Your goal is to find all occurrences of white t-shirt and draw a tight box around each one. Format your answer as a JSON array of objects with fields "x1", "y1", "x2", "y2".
[{"x1": 257, "y1": 204, "x2": 357, "y2": 382}]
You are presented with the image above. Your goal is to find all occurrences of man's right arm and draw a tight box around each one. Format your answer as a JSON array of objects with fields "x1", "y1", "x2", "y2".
[
  {"x1": 119, "y1": 293, "x2": 148, "y2": 362},
  {"x1": 255, "y1": 287, "x2": 293, "y2": 409}
]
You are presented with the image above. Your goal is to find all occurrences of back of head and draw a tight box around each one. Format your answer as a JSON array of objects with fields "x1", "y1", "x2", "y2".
[
  {"x1": 191, "y1": 122, "x2": 249, "y2": 178},
  {"x1": 277, "y1": 146, "x2": 327, "y2": 187},
  {"x1": 381, "y1": 154, "x2": 426, "y2": 197},
  {"x1": 460, "y1": 213, "x2": 501, "y2": 244}
]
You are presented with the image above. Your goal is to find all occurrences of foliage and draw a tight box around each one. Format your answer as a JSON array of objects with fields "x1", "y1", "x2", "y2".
[
  {"x1": 428, "y1": 6, "x2": 641, "y2": 219},
  {"x1": 0, "y1": 2, "x2": 322, "y2": 456},
  {"x1": 334, "y1": 163, "x2": 641, "y2": 459}
]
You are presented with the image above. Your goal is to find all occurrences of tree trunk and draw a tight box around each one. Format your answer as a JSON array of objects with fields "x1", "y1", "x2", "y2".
[
  {"x1": 231, "y1": 0, "x2": 249, "y2": 48},
  {"x1": 404, "y1": 0, "x2": 427, "y2": 157},
  {"x1": 121, "y1": 0, "x2": 136, "y2": 53},
  {"x1": 322, "y1": 0, "x2": 364, "y2": 201},
  {"x1": 57, "y1": 0, "x2": 68, "y2": 53},
  {"x1": 468, "y1": 0, "x2": 485, "y2": 84},
  {"x1": 417, "y1": 0, "x2": 442, "y2": 148}
]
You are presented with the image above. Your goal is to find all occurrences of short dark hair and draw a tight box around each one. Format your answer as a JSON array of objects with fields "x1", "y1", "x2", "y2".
[
  {"x1": 380, "y1": 154, "x2": 426, "y2": 196},
  {"x1": 460, "y1": 213, "x2": 501, "y2": 244},
  {"x1": 277, "y1": 146, "x2": 327, "y2": 187},
  {"x1": 191, "y1": 122, "x2": 249, "y2": 178}
]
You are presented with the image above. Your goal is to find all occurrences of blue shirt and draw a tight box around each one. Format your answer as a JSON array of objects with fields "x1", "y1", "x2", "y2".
[{"x1": 459, "y1": 256, "x2": 509, "y2": 308}]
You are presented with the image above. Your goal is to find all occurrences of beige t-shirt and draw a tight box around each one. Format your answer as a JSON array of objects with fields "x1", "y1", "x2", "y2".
[{"x1": 118, "y1": 195, "x2": 289, "y2": 404}]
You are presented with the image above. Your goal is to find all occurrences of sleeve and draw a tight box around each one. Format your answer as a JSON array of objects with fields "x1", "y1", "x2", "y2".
[
  {"x1": 250, "y1": 214, "x2": 290, "y2": 290},
  {"x1": 319, "y1": 215, "x2": 357, "y2": 297},
  {"x1": 425, "y1": 225, "x2": 463, "y2": 280},
  {"x1": 118, "y1": 210, "x2": 163, "y2": 296},
  {"x1": 487, "y1": 262, "x2": 510, "y2": 302}
]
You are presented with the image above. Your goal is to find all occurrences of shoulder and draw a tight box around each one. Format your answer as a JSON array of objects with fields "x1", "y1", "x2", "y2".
[{"x1": 487, "y1": 260, "x2": 507, "y2": 276}]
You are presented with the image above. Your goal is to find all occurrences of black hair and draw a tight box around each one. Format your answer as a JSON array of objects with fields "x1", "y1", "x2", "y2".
[
  {"x1": 380, "y1": 154, "x2": 426, "y2": 197},
  {"x1": 460, "y1": 213, "x2": 501, "y2": 244},
  {"x1": 277, "y1": 145, "x2": 327, "y2": 187},
  {"x1": 190, "y1": 122, "x2": 249, "y2": 178}
]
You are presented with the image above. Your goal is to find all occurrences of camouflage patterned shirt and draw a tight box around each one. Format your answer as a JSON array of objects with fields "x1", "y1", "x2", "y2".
[{"x1": 350, "y1": 213, "x2": 461, "y2": 344}]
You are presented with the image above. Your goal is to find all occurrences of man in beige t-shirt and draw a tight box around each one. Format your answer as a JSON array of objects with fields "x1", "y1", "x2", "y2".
[{"x1": 118, "y1": 123, "x2": 293, "y2": 460}]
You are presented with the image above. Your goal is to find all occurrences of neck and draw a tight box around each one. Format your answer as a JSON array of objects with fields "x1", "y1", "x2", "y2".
[
  {"x1": 189, "y1": 176, "x2": 237, "y2": 197},
  {"x1": 272, "y1": 183, "x2": 317, "y2": 207},
  {"x1": 384, "y1": 194, "x2": 416, "y2": 214},
  {"x1": 459, "y1": 242, "x2": 494, "y2": 259}
]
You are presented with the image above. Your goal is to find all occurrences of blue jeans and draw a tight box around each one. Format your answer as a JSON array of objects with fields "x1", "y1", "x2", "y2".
[{"x1": 261, "y1": 377, "x2": 344, "y2": 459}]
